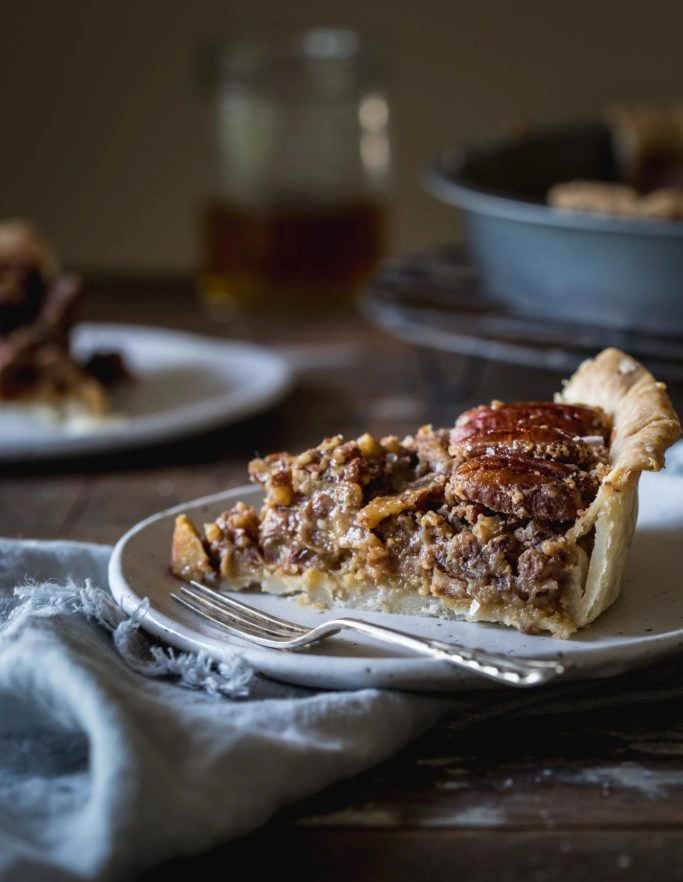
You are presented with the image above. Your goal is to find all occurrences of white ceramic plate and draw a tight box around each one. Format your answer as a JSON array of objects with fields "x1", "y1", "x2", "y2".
[
  {"x1": 108, "y1": 467, "x2": 683, "y2": 691},
  {"x1": 0, "y1": 323, "x2": 293, "y2": 461}
]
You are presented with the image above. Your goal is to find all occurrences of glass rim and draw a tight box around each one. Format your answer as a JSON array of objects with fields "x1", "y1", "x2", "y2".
[{"x1": 197, "y1": 26, "x2": 386, "y2": 90}]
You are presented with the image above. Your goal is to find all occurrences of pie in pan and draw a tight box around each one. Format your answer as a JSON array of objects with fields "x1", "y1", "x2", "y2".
[{"x1": 170, "y1": 348, "x2": 681, "y2": 638}]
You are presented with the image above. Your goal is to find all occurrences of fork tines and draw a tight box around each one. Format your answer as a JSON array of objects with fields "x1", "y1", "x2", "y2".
[{"x1": 170, "y1": 580, "x2": 306, "y2": 644}]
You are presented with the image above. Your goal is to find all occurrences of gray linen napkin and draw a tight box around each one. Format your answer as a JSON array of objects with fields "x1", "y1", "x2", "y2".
[
  {"x1": 0, "y1": 538, "x2": 448, "y2": 882},
  {"x1": 3, "y1": 533, "x2": 683, "y2": 882}
]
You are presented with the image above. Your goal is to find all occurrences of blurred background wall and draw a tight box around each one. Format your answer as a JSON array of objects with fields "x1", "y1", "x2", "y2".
[{"x1": 1, "y1": 0, "x2": 682, "y2": 274}]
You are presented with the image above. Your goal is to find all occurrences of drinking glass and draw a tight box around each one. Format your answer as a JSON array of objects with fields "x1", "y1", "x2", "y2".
[{"x1": 197, "y1": 28, "x2": 391, "y2": 311}]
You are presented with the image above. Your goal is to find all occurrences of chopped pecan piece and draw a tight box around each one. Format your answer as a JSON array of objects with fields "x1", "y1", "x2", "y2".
[
  {"x1": 450, "y1": 454, "x2": 599, "y2": 521},
  {"x1": 358, "y1": 475, "x2": 447, "y2": 529},
  {"x1": 452, "y1": 402, "x2": 610, "y2": 444},
  {"x1": 205, "y1": 502, "x2": 264, "y2": 580},
  {"x1": 413, "y1": 425, "x2": 454, "y2": 474}
]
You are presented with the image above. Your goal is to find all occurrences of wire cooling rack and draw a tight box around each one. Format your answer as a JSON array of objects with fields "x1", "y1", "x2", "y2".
[{"x1": 360, "y1": 249, "x2": 683, "y2": 384}]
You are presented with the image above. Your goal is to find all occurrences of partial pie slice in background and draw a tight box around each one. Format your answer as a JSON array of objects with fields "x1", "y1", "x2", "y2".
[{"x1": 0, "y1": 219, "x2": 131, "y2": 424}]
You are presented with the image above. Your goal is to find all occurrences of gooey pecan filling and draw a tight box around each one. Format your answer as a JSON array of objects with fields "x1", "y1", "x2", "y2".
[{"x1": 189, "y1": 401, "x2": 611, "y2": 624}]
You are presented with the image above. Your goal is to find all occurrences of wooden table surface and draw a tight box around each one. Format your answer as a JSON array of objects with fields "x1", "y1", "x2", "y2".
[{"x1": 5, "y1": 284, "x2": 683, "y2": 881}]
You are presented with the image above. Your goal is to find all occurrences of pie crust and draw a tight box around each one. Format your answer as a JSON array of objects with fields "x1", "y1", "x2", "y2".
[
  {"x1": 547, "y1": 180, "x2": 683, "y2": 220},
  {"x1": 170, "y1": 348, "x2": 681, "y2": 638},
  {"x1": 553, "y1": 348, "x2": 682, "y2": 631}
]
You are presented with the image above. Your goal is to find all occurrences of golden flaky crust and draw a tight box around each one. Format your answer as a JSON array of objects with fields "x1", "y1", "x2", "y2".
[
  {"x1": 559, "y1": 348, "x2": 681, "y2": 481},
  {"x1": 556, "y1": 348, "x2": 682, "y2": 628}
]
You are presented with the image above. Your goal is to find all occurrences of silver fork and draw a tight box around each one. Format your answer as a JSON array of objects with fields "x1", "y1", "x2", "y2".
[
  {"x1": 171, "y1": 581, "x2": 566, "y2": 686},
  {"x1": 171, "y1": 580, "x2": 566, "y2": 688}
]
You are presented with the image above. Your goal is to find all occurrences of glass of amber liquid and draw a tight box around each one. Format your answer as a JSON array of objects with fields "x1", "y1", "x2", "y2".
[{"x1": 198, "y1": 29, "x2": 391, "y2": 311}]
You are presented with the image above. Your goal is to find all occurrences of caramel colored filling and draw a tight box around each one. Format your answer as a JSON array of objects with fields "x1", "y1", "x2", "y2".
[{"x1": 171, "y1": 402, "x2": 611, "y2": 629}]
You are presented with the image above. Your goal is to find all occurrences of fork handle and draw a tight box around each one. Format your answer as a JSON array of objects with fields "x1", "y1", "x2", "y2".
[{"x1": 321, "y1": 618, "x2": 565, "y2": 687}]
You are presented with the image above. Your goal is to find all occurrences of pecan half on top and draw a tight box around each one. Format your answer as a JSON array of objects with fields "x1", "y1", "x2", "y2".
[
  {"x1": 452, "y1": 402, "x2": 610, "y2": 444},
  {"x1": 450, "y1": 426, "x2": 602, "y2": 467},
  {"x1": 450, "y1": 454, "x2": 600, "y2": 522}
]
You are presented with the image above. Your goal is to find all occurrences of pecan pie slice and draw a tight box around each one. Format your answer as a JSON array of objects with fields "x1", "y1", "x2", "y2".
[{"x1": 170, "y1": 349, "x2": 681, "y2": 638}]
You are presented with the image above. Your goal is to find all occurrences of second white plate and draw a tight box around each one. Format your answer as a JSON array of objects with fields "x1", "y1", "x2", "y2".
[
  {"x1": 109, "y1": 468, "x2": 683, "y2": 691},
  {"x1": 0, "y1": 323, "x2": 293, "y2": 461}
]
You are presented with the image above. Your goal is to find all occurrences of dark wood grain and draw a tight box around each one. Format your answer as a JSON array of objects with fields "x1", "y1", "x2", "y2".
[
  {"x1": 3, "y1": 281, "x2": 683, "y2": 882},
  {"x1": 139, "y1": 699, "x2": 683, "y2": 881}
]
